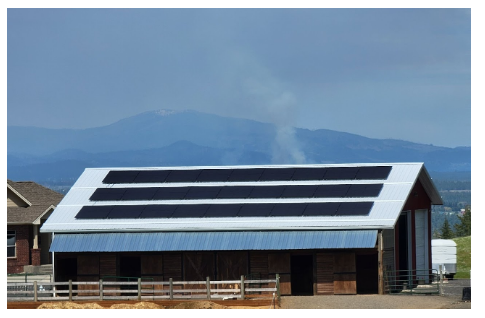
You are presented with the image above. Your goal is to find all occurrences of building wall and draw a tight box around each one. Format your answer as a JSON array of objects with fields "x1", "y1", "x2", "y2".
[
  {"x1": 393, "y1": 179, "x2": 432, "y2": 277},
  {"x1": 54, "y1": 249, "x2": 379, "y2": 295},
  {"x1": 7, "y1": 225, "x2": 31, "y2": 274}
]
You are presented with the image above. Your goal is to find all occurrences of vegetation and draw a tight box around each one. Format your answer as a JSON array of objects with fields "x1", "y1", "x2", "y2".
[
  {"x1": 438, "y1": 218, "x2": 454, "y2": 239},
  {"x1": 454, "y1": 205, "x2": 471, "y2": 237},
  {"x1": 453, "y1": 236, "x2": 471, "y2": 279}
]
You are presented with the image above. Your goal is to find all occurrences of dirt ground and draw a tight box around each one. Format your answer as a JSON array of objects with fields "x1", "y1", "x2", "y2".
[{"x1": 35, "y1": 300, "x2": 272, "y2": 309}]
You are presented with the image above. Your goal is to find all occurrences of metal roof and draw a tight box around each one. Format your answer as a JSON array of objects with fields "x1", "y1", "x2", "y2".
[
  {"x1": 49, "y1": 230, "x2": 378, "y2": 252},
  {"x1": 40, "y1": 162, "x2": 443, "y2": 233}
]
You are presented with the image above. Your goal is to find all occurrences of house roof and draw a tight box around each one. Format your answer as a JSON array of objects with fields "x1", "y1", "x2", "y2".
[
  {"x1": 7, "y1": 180, "x2": 64, "y2": 224},
  {"x1": 40, "y1": 162, "x2": 442, "y2": 233}
]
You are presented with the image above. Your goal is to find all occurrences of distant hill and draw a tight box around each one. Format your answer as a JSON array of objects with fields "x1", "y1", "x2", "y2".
[{"x1": 7, "y1": 109, "x2": 471, "y2": 184}]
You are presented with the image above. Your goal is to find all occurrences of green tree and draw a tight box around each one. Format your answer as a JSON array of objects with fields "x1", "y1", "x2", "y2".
[
  {"x1": 454, "y1": 205, "x2": 471, "y2": 237},
  {"x1": 440, "y1": 217, "x2": 454, "y2": 239}
]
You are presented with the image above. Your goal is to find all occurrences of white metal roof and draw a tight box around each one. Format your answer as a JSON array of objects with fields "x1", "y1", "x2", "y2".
[{"x1": 40, "y1": 162, "x2": 442, "y2": 233}]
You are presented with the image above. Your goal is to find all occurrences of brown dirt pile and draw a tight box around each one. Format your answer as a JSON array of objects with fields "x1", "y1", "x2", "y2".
[
  {"x1": 167, "y1": 301, "x2": 228, "y2": 309},
  {"x1": 37, "y1": 302, "x2": 105, "y2": 309},
  {"x1": 110, "y1": 302, "x2": 164, "y2": 309}
]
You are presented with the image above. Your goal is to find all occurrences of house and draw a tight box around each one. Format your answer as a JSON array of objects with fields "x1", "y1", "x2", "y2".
[
  {"x1": 7, "y1": 180, "x2": 64, "y2": 274},
  {"x1": 40, "y1": 162, "x2": 442, "y2": 295}
]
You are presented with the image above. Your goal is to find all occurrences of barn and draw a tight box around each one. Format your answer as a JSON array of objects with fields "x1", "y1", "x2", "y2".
[{"x1": 40, "y1": 162, "x2": 442, "y2": 295}]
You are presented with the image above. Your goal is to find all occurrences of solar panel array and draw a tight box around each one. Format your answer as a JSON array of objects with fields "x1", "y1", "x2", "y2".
[{"x1": 75, "y1": 166, "x2": 391, "y2": 220}]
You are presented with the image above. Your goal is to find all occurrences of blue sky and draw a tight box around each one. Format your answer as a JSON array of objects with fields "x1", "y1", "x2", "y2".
[{"x1": 7, "y1": 6, "x2": 472, "y2": 148}]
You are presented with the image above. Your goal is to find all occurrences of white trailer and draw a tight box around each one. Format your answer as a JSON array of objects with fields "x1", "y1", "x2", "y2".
[{"x1": 431, "y1": 239, "x2": 457, "y2": 279}]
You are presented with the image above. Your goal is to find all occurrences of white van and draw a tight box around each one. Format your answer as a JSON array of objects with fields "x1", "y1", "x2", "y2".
[{"x1": 431, "y1": 239, "x2": 457, "y2": 279}]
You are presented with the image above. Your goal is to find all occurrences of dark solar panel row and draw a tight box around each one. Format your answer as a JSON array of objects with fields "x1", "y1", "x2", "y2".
[
  {"x1": 89, "y1": 184, "x2": 383, "y2": 201},
  {"x1": 102, "y1": 166, "x2": 392, "y2": 184},
  {"x1": 75, "y1": 202, "x2": 373, "y2": 219}
]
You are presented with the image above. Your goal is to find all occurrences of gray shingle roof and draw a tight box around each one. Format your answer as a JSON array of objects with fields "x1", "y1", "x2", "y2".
[{"x1": 7, "y1": 180, "x2": 64, "y2": 224}]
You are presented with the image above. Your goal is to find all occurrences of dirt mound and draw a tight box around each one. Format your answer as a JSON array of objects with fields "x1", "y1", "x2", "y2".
[
  {"x1": 110, "y1": 302, "x2": 164, "y2": 309},
  {"x1": 168, "y1": 301, "x2": 228, "y2": 309},
  {"x1": 37, "y1": 301, "x2": 105, "y2": 309}
]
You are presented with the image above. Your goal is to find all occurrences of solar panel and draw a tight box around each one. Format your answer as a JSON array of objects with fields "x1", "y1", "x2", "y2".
[
  {"x1": 75, "y1": 206, "x2": 113, "y2": 219},
  {"x1": 249, "y1": 186, "x2": 285, "y2": 198},
  {"x1": 238, "y1": 204, "x2": 274, "y2": 217},
  {"x1": 323, "y1": 167, "x2": 359, "y2": 180},
  {"x1": 270, "y1": 203, "x2": 307, "y2": 216},
  {"x1": 314, "y1": 185, "x2": 350, "y2": 198},
  {"x1": 121, "y1": 188, "x2": 158, "y2": 201},
  {"x1": 355, "y1": 166, "x2": 391, "y2": 180},
  {"x1": 171, "y1": 204, "x2": 210, "y2": 218},
  {"x1": 139, "y1": 205, "x2": 177, "y2": 218},
  {"x1": 196, "y1": 169, "x2": 233, "y2": 182},
  {"x1": 204, "y1": 204, "x2": 242, "y2": 217},
  {"x1": 102, "y1": 171, "x2": 140, "y2": 184},
  {"x1": 259, "y1": 168, "x2": 295, "y2": 181},
  {"x1": 303, "y1": 203, "x2": 340, "y2": 216},
  {"x1": 133, "y1": 170, "x2": 170, "y2": 183},
  {"x1": 106, "y1": 205, "x2": 145, "y2": 218},
  {"x1": 217, "y1": 186, "x2": 254, "y2": 199},
  {"x1": 291, "y1": 168, "x2": 327, "y2": 181},
  {"x1": 152, "y1": 187, "x2": 189, "y2": 200},
  {"x1": 227, "y1": 168, "x2": 265, "y2": 182},
  {"x1": 89, "y1": 188, "x2": 127, "y2": 201},
  {"x1": 281, "y1": 185, "x2": 317, "y2": 198},
  {"x1": 165, "y1": 170, "x2": 201, "y2": 183},
  {"x1": 184, "y1": 187, "x2": 221, "y2": 199},
  {"x1": 346, "y1": 184, "x2": 383, "y2": 197},
  {"x1": 336, "y1": 202, "x2": 373, "y2": 216}
]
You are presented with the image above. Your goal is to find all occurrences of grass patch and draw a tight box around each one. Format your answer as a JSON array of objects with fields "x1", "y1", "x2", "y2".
[{"x1": 452, "y1": 236, "x2": 471, "y2": 278}]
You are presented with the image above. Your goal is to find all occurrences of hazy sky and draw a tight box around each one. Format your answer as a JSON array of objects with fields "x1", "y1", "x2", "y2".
[{"x1": 7, "y1": 7, "x2": 472, "y2": 148}]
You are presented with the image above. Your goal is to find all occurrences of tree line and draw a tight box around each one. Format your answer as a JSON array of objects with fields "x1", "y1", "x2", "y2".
[{"x1": 434, "y1": 205, "x2": 471, "y2": 239}]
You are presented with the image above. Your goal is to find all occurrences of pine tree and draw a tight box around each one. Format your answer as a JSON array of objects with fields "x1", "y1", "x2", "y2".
[
  {"x1": 440, "y1": 217, "x2": 454, "y2": 239},
  {"x1": 454, "y1": 205, "x2": 471, "y2": 237}
]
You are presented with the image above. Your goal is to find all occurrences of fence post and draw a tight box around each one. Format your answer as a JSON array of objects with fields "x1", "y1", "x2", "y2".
[
  {"x1": 206, "y1": 277, "x2": 211, "y2": 300},
  {"x1": 100, "y1": 279, "x2": 103, "y2": 300},
  {"x1": 169, "y1": 278, "x2": 173, "y2": 300},
  {"x1": 34, "y1": 281, "x2": 38, "y2": 302},
  {"x1": 138, "y1": 278, "x2": 142, "y2": 301},
  {"x1": 241, "y1": 275, "x2": 245, "y2": 300},
  {"x1": 439, "y1": 265, "x2": 444, "y2": 295},
  {"x1": 276, "y1": 274, "x2": 280, "y2": 303},
  {"x1": 69, "y1": 280, "x2": 72, "y2": 301}
]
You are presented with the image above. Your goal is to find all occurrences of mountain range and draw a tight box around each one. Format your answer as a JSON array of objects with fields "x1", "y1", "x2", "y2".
[{"x1": 7, "y1": 109, "x2": 471, "y2": 184}]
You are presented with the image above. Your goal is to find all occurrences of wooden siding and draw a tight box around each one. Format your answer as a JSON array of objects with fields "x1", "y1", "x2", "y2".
[
  {"x1": 334, "y1": 252, "x2": 356, "y2": 295},
  {"x1": 316, "y1": 253, "x2": 334, "y2": 295}
]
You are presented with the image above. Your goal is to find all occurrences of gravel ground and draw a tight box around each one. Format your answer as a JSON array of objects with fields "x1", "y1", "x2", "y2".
[{"x1": 280, "y1": 279, "x2": 472, "y2": 309}]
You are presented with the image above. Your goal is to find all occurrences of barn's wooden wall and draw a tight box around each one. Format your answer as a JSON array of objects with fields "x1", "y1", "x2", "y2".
[{"x1": 58, "y1": 249, "x2": 379, "y2": 295}]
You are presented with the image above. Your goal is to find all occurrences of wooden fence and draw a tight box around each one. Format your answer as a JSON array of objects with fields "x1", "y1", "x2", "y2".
[{"x1": 7, "y1": 275, "x2": 280, "y2": 302}]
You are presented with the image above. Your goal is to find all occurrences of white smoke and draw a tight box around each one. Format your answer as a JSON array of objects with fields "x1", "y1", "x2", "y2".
[{"x1": 244, "y1": 77, "x2": 306, "y2": 164}]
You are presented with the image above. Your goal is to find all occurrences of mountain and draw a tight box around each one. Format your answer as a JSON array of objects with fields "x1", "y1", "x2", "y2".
[{"x1": 7, "y1": 109, "x2": 471, "y2": 184}]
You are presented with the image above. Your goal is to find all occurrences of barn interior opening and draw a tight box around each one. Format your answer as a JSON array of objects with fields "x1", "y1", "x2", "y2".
[{"x1": 290, "y1": 255, "x2": 313, "y2": 295}]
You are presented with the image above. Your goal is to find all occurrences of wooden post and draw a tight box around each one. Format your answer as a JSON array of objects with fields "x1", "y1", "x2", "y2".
[
  {"x1": 240, "y1": 275, "x2": 245, "y2": 300},
  {"x1": 34, "y1": 281, "x2": 38, "y2": 302},
  {"x1": 276, "y1": 274, "x2": 280, "y2": 302},
  {"x1": 137, "y1": 278, "x2": 142, "y2": 301},
  {"x1": 169, "y1": 278, "x2": 173, "y2": 300},
  {"x1": 100, "y1": 279, "x2": 103, "y2": 300},
  {"x1": 206, "y1": 277, "x2": 211, "y2": 300},
  {"x1": 69, "y1": 280, "x2": 72, "y2": 301},
  {"x1": 378, "y1": 230, "x2": 384, "y2": 295},
  {"x1": 439, "y1": 265, "x2": 444, "y2": 295}
]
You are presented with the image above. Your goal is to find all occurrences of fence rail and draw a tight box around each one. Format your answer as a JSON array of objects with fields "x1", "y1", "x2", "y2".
[
  {"x1": 7, "y1": 275, "x2": 280, "y2": 303},
  {"x1": 384, "y1": 269, "x2": 441, "y2": 295}
]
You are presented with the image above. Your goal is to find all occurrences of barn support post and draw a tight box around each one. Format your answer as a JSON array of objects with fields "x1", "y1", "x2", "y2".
[
  {"x1": 99, "y1": 279, "x2": 103, "y2": 300},
  {"x1": 378, "y1": 230, "x2": 384, "y2": 295},
  {"x1": 34, "y1": 281, "x2": 38, "y2": 302},
  {"x1": 276, "y1": 274, "x2": 281, "y2": 302},
  {"x1": 206, "y1": 277, "x2": 211, "y2": 300},
  {"x1": 169, "y1": 278, "x2": 173, "y2": 300},
  {"x1": 241, "y1": 275, "x2": 245, "y2": 300},
  {"x1": 69, "y1": 280, "x2": 72, "y2": 301},
  {"x1": 137, "y1": 278, "x2": 141, "y2": 301}
]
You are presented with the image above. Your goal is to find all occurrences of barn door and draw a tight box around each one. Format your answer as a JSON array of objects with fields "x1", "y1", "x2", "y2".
[
  {"x1": 333, "y1": 252, "x2": 357, "y2": 294},
  {"x1": 415, "y1": 209, "x2": 429, "y2": 283}
]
